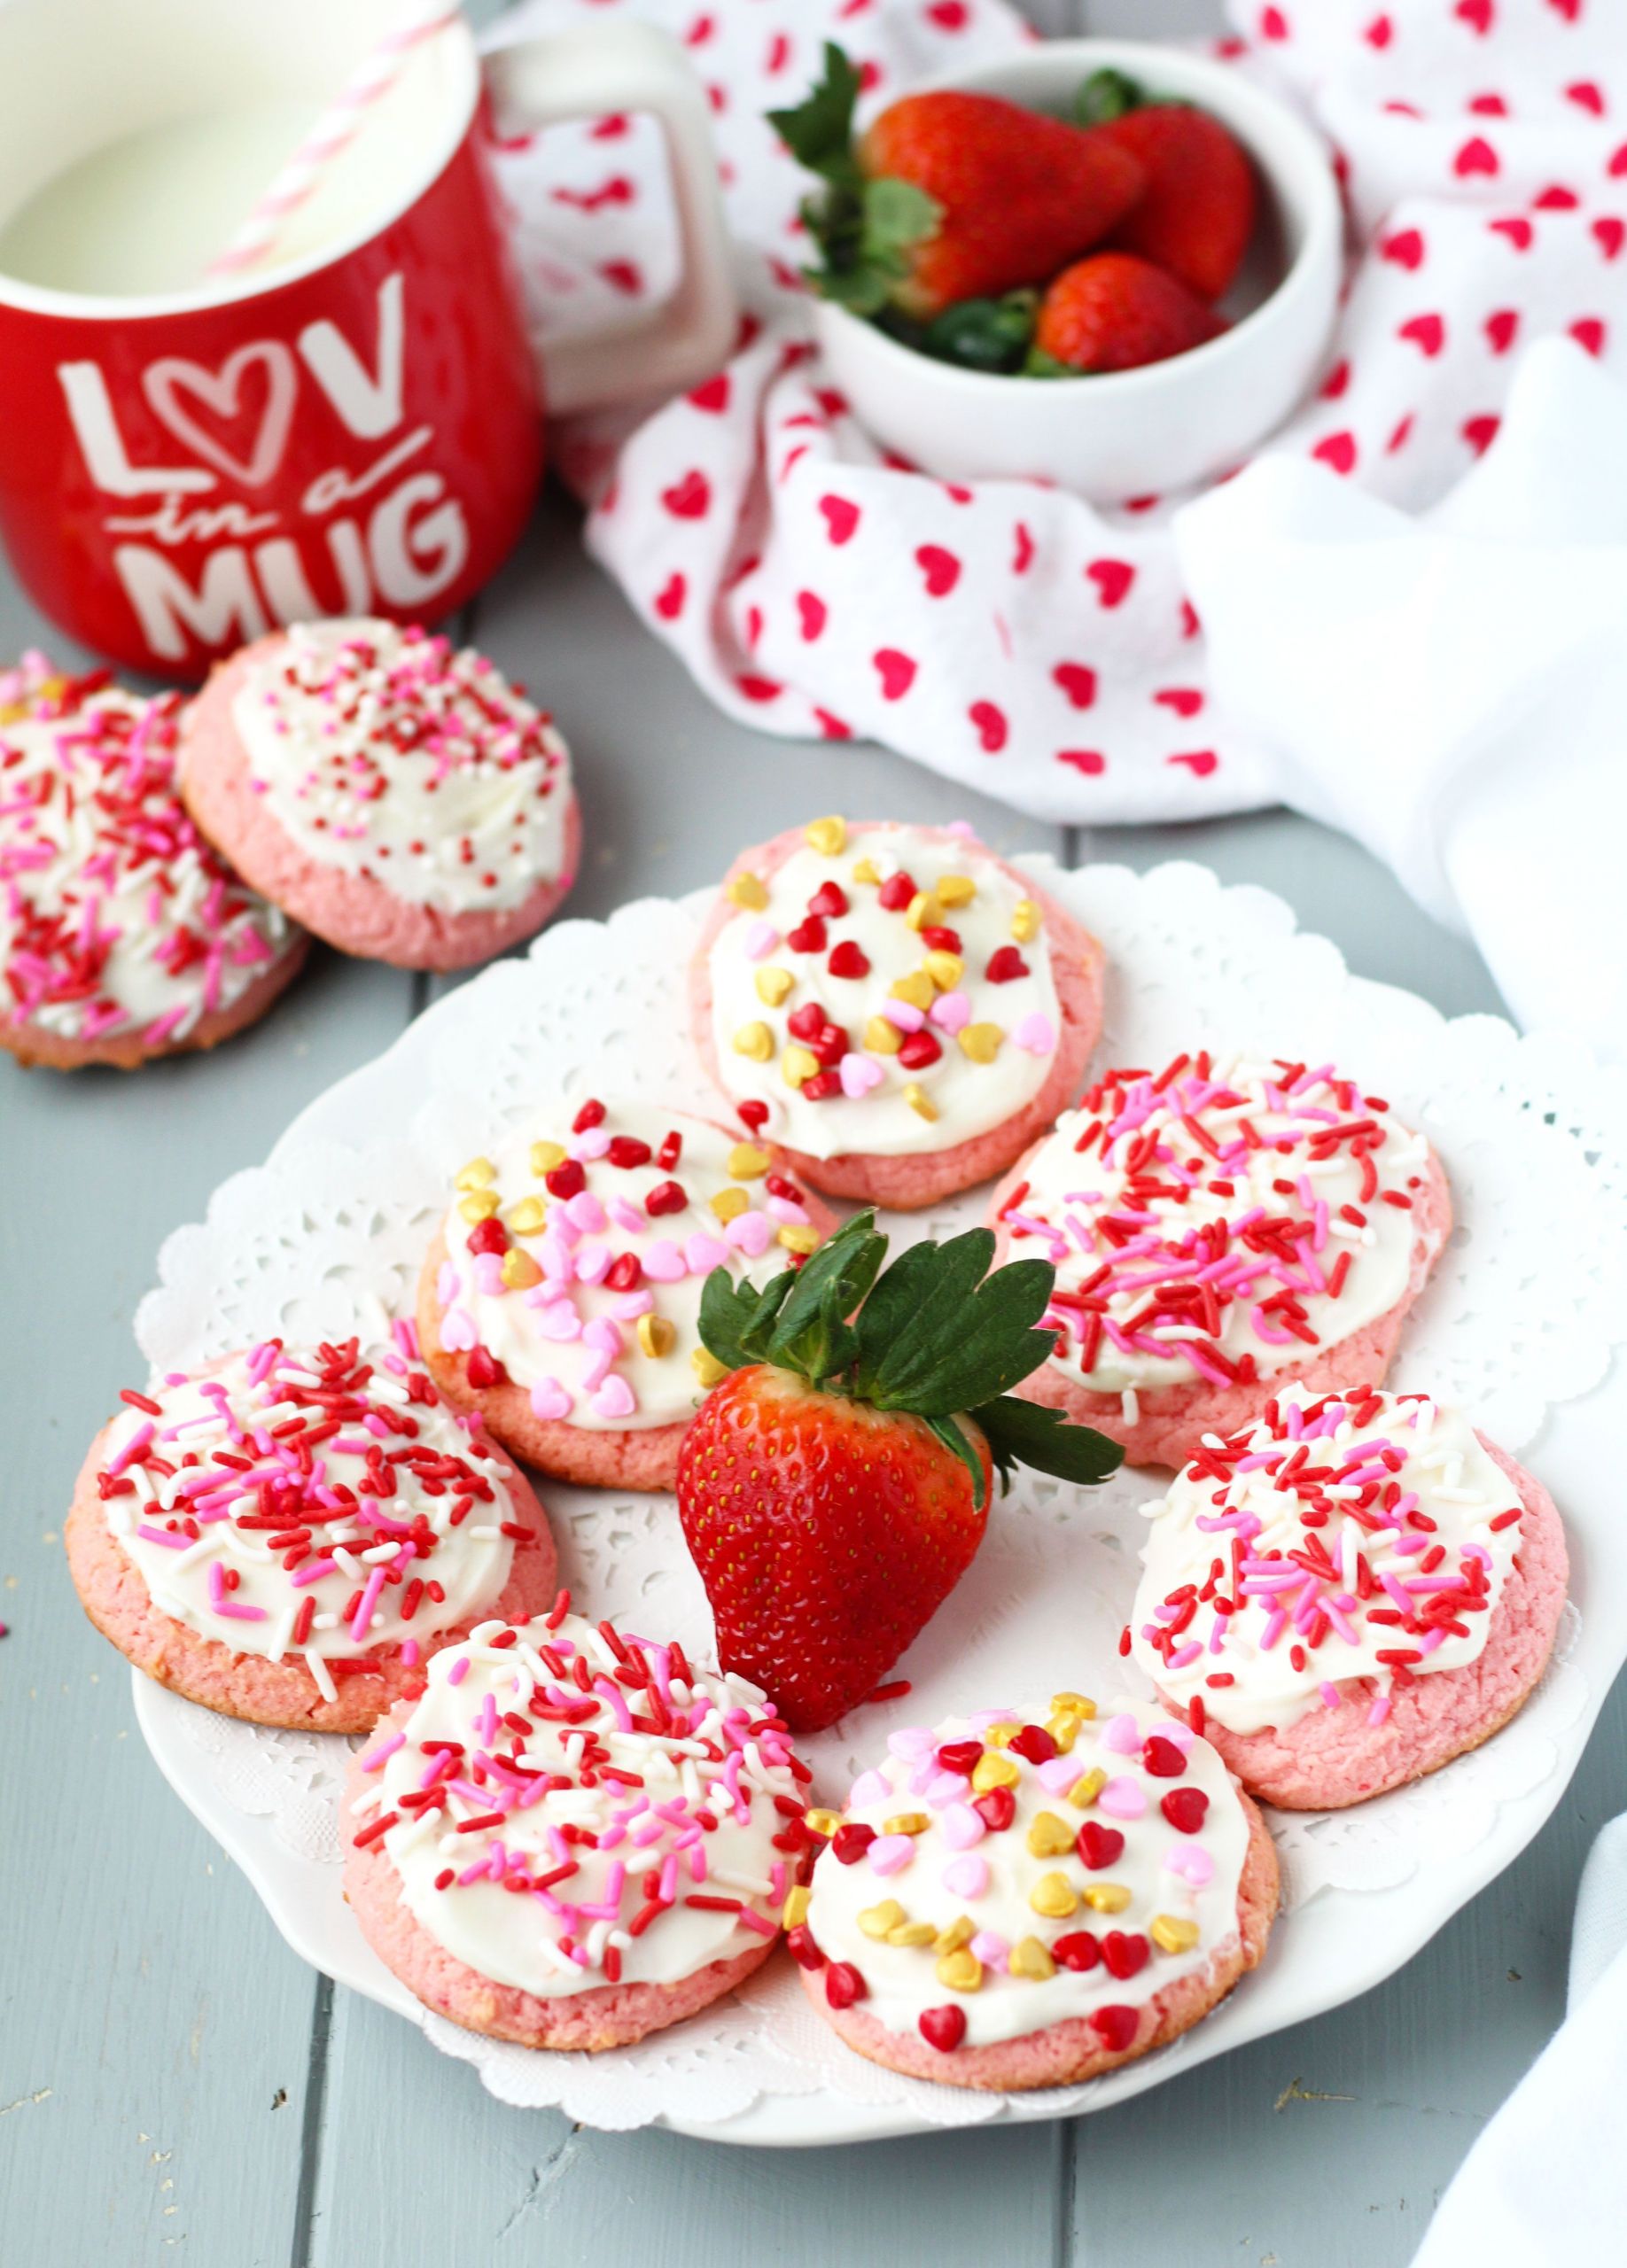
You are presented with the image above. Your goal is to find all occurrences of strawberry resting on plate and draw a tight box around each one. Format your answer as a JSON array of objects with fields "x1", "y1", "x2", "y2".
[
  {"x1": 676, "y1": 1211, "x2": 1122, "y2": 1733},
  {"x1": 772, "y1": 43, "x2": 1145, "y2": 321}
]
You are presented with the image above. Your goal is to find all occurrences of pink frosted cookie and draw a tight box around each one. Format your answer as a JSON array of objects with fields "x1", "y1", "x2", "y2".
[
  {"x1": 796, "y1": 1692, "x2": 1276, "y2": 2090},
  {"x1": 417, "y1": 1097, "x2": 839, "y2": 1490},
  {"x1": 990, "y1": 1052, "x2": 1451, "y2": 1469},
  {"x1": 1128, "y1": 1386, "x2": 1568, "y2": 1810},
  {"x1": 1, "y1": 657, "x2": 304, "y2": 1070},
  {"x1": 343, "y1": 1604, "x2": 810, "y2": 2049},
  {"x1": 689, "y1": 816, "x2": 1105, "y2": 1210},
  {"x1": 65, "y1": 1333, "x2": 557, "y2": 1734},
  {"x1": 179, "y1": 618, "x2": 580, "y2": 972}
]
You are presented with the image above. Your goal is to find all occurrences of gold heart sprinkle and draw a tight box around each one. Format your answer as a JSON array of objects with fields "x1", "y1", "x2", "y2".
[
  {"x1": 1009, "y1": 1934, "x2": 1057, "y2": 1981},
  {"x1": 850, "y1": 857, "x2": 881, "y2": 886},
  {"x1": 971, "y1": 1753, "x2": 1019, "y2": 1793},
  {"x1": 505, "y1": 1196, "x2": 548, "y2": 1236},
  {"x1": 1082, "y1": 1882, "x2": 1132, "y2": 1915},
  {"x1": 1029, "y1": 1872, "x2": 1078, "y2": 1920},
  {"x1": 1046, "y1": 1714, "x2": 1080, "y2": 1754},
  {"x1": 863, "y1": 1016, "x2": 902, "y2": 1056},
  {"x1": 637, "y1": 1314, "x2": 676, "y2": 1358},
  {"x1": 936, "y1": 874, "x2": 975, "y2": 908},
  {"x1": 457, "y1": 1192, "x2": 499, "y2": 1224},
  {"x1": 888, "y1": 970, "x2": 934, "y2": 1010},
  {"x1": 1010, "y1": 898, "x2": 1040, "y2": 944},
  {"x1": 691, "y1": 1348, "x2": 729, "y2": 1387},
  {"x1": 883, "y1": 1813, "x2": 930, "y2": 1837},
  {"x1": 1150, "y1": 1915, "x2": 1200, "y2": 1954},
  {"x1": 923, "y1": 951, "x2": 963, "y2": 992},
  {"x1": 1068, "y1": 1769, "x2": 1107, "y2": 1809},
  {"x1": 455, "y1": 1158, "x2": 495, "y2": 1191},
  {"x1": 888, "y1": 1922, "x2": 937, "y2": 1948},
  {"x1": 727, "y1": 872, "x2": 769, "y2": 911},
  {"x1": 709, "y1": 1188, "x2": 749, "y2": 1225},
  {"x1": 1052, "y1": 1691, "x2": 1096, "y2": 1720},
  {"x1": 755, "y1": 966, "x2": 793, "y2": 1008},
  {"x1": 805, "y1": 815, "x2": 846, "y2": 857},
  {"x1": 779, "y1": 1223, "x2": 820, "y2": 1254},
  {"x1": 903, "y1": 1084, "x2": 938, "y2": 1122},
  {"x1": 859, "y1": 1899, "x2": 906, "y2": 1941},
  {"x1": 781, "y1": 1045, "x2": 819, "y2": 1087},
  {"x1": 500, "y1": 1249, "x2": 542, "y2": 1291},
  {"x1": 529, "y1": 1141, "x2": 565, "y2": 1176},
  {"x1": 905, "y1": 891, "x2": 944, "y2": 932},
  {"x1": 727, "y1": 1143, "x2": 770, "y2": 1179},
  {"x1": 803, "y1": 1808, "x2": 842, "y2": 1838},
  {"x1": 782, "y1": 1886, "x2": 811, "y2": 1929},
  {"x1": 933, "y1": 1916, "x2": 976, "y2": 1956},
  {"x1": 1025, "y1": 1812, "x2": 1075, "y2": 1858},
  {"x1": 733, "y1": 1022, "x2": 774, "y2": 1062},
  {"x1": 935, "y1": 1949, "x2": 983, "y2": 1994},
  {"x1": 958, "y1": 1023, "x2": 1004, "y2": 1064},
  {"x1": 984, "y1": 1722, "x2": 1022, "y2": 1750}
]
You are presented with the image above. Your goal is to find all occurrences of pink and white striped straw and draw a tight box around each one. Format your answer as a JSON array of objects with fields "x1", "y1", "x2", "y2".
[{"x1": 207, "y1": 6, "x2": 461, "y2": 279}]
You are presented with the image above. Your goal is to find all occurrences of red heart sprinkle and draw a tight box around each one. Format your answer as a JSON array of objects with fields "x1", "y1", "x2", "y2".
[
  {"x1": 653, "y1": 571, "x2": 686, "y2": 621},
  {"x1": 736, "y1": 1102, "x2": 768, "y2": 1132},
  {"x1": 607, "y1": 1136, "x2": 652, "y2": 1169},
  {"x1": 969, "y1": 700, "x2": 1008, "y2": 753},
  {"x1": 915, "y1": 543, "x2": 961, "y2": 597},
  {"x1": 603, "y1": 1254, "x2": 642, "y2": 1292},
  {"x1": 1086, "y1": 558, "x2": 1135, "y2": 609},
  {"x1": 1101, "y1": 1931, "x2": 1150, "y2": 1981},
  {"x1": 1142, "y1": 1735, "x2": 1187, "y2": 1778},
  {"x1": 802, "y1": 1070, "x2": 842, "y2": 1100},
  {"x1": 1053, "y1": 1930, "x2": 1101, "y2": 1972},
  {"x1": 876, "y1": 873, "x2": 916, "y2": 911},
  {"x1": 644, "y1": 1179, "x2": 687, "y2": 1216},
  {"x1": 1161, "y1": 1788, "x2": 1211, "y2": 1834},
  {"x1": 1090, "y1": 2004, "x2": 1140, "y2": 2052},
  {"x1": 465, "y1": 1346, "x2": 507, "y2": 1389},
  {"x1": 972, "y1": 1787, "x2": 1016, "y2": 1832},
  {"x1": 786, "y1": 1923, "x2": 824, "y2": 1969},
  {"x1": 920, "y1": 925, "x2": 961, "y2": 953},
  {"x1": 898, "y1": 1030, "x2": 943, "y2": 1069},
  {"x1": 985, "y1": 946, "x2": 1028, "y2": 983},
  {"x1": 936, "y1": 1740, "x2": 983, "y2": 1776},
  {"x1": 765, "y1": 1174, "x2": 798, "y2": 1200},
  {"x1": 828, "y1": 941, "x2": 871, "y2": 979},
  {"x1": 786, "y1": 916, "x2": 829, "y2": 953},
  {"x1": 805, "y1": 1022, "x2": 849, "y2": 1067},
  {"x1": 661, "y1": 468, "x2": 710, "y2": 519},
  {"x1": 919, "y1": 2004, "x2": 968, "y2": 2052},
  {"x1": 1007, "y1": 1724, "x2": 1056, "y2": 1765},
  {"x1": 808, "y1": 881, "x2": 849, "y2": 918},
  {"x1": 824, "y1": 1961, "x2": 867, "y2": 2009},
  {"x1": 787, "y1": 1003, "x2": 826, "y2": 1040},
  {"x1": 572, "y1": 1100, "x2": 605, "y2": 1133},
  {"x1": 545, "y1": 1160, "x2": 586, "y2": 1200},
  {"x1": 657, "y1": 1131, "x2": 682, "y2": 1170},
  {"x1": 831, "y1": 1822, "x2": 876, "y2": 1865},
  {"x1": 466, "y1": 1218, "x2": 509, "y2": 1257},
  {"x1": 818, "y1": 493, "x2": 860, "y2": 544},
  {"x1": 1077, "y1": 1821, "x2": 1126, "y2": 1870}
]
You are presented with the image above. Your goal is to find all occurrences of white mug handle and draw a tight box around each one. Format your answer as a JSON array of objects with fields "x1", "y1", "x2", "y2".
[{"x1": 483, "y1": 19, "x2": 737, "y2": 416}]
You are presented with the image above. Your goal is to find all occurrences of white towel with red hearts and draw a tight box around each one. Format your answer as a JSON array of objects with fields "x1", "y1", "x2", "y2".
[{"x1": 488, "y1": 0, "x2": 1627, "y2": 827}]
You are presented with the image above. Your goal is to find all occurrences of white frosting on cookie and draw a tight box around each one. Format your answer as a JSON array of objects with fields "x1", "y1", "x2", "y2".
[
  {"x1": 230, "y1": 619, "x2": 573, "y2": 915},
  {"x1": 435, "y1": 1100, "x2": 823, "y2": 1432},
  {"x1": 354, "y1": 1611, "x2": 805, "y2": 1997},
  {"x1": 1130, "y1": 1387, "x2": 1525, "y2": 1736},
  {"x1": 97, "y1": 1340, "x2": 523, "y2": 1684},
  {"x1": 1001, "y1": 1053, "x2": 1435, "y2": 1396},
  {"x1": 1, "y1": 672, "x2": 292, "y2": 1045},
  {"x1": 803, "y1": 1697, "x2": 1249, "y2": 2051},
  {"x1": 705, "y1": 819, "x2": 1063, "y2": 1160}
]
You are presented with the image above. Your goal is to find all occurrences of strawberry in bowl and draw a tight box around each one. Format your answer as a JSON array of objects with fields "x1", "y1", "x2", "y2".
[
  {"x1": 774, "y1": 38, "x2": 1341, "y2": 501},
  {"x1": 675, "y1": 1210, "x2": 1122, "y2": 1734}
]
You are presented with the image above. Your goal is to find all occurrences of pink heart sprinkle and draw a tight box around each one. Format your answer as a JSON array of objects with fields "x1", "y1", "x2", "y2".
[
  {"x1": 744, "y1": 920, "x2": 779, "y2": 960},
  {"x1": 572, "y1": 1244, "x2": 611, "y2": 1285},
  {"x1": 1166, "y1": 1722, "x2": 1197, "y2": 1751},
  {"x1": 569, "y1": 1128, "x2": 611, "y2": 1162},
  {"x1": 549, "y1": 1213, "x2": 581, "y2": 1251},
  {"x1": 840, "y1": 1053, "x2": 884, "y2": 1099},
  {"x1": 1102, "y1": 1712, "x2": 1141, "y2": 1754},
  {"x1": 767, "y1": 1196, "x2": 809, "y2": 1225},
  {"x1": 923, "y1": 1771, "x2": 965, "y2": 1805},
  {"x1": 436, "y1": 1262, "x2": 462, "y2": 1307},
  {"x1": 607, "y1": 1197, "x2": 644, "y2": 1235},
  {"x1": 969, "y1": 1931, "x2": 1008, "y2": 1970},
  {"x1": 1038, "y1": 1756, "x2": 1081, "y2": 1794},
  {"x1": 724, "y1": 1211, "x2": 773, "y2": 1257},
  {"x1": 942, "y1": 1855, "x2": 989, "y2": 1899},
  {"x1": 529, "y1": 1377, "x2": 572, "y2": 1420},
  {"x1": 472, "y1": 1254, "x2": 505, "y2": 1295},
  {"x1": 538, "y1": 1235, "x2": 572, "y2": 1280},
  {"x1": 685, "y1": 1231, "x2": 731, "y2": 1273},
  {"x1": 1097, "y1": 1776, "x2": 1148, "y2": 1821},
  {"x1": 591, "y1": 1374, "x2": 636, "y2": 1420},
  {"x1": 1165, "y1": 1844, "x2": 1214, "y2": 1888},
  {"x1": 611, "y1": 1291, "x2": 654, "y2": 1319},
  {"x1": 867, "y1": 1835, "x2": 914, "y2": 1876},
  {"x1": 849, "y1": 1770, "x2": 891, "y2": 1806},
  {"x1": 440, "y1": 1306, "x2": 476, "y2": 1351},
  {"x1": 564, "y1": 1192, "x2": 607, "y2": 1233},
  {"x1": 940, "y1": 1803, "x2": 986, "y2": 1851},
  {"x1": 642, "y1": 1240, "x2": 687, "y2": 1281},
  {"x1": 538, "y1": 1300, "x2": 582, "y2": 1342},
  {"x1": 1013, "y1": 1013, "x2": 1056, "y2": 1054},
  {"x1": 930, "y1": 989, "x2": 970, "y2": 1034},
  {"x1": 581, "y1": 1350, "x2": 613, "y2": 1394},
  {"x1": 582, "y1": 1318, "x2": 622, "y2": 1355},
  {"x1": 888, "y1": 1727, "x2": 935, "y2": 1759},
  {"x1": 882, "y1": 998, "x2": 925, "y2": 1033}
]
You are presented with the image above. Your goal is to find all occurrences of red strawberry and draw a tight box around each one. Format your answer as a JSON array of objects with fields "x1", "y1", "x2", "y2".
[
  {"x1": 1032, "y1": 252, "x2": 1224, "y2": 377},
  {"x1": 1079, "y1": 74, "x2": 1257, "y2": 301},
  {"x1": 770, "y1": 45, "x2": 1144, "y2": 322},
  {"x1": 675, "y1": 1211, "x2": 1122, "y2": 1732}
]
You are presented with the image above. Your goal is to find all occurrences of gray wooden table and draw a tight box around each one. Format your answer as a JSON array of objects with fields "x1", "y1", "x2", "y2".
[{"x1": 4, "y1": 5, "x2": 1624, "y2": 2263}]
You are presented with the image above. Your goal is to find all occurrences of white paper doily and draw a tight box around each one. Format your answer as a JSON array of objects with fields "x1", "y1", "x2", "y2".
[{"x1": 133, "y1": 860, "x2": 1627, "y2": 2140}]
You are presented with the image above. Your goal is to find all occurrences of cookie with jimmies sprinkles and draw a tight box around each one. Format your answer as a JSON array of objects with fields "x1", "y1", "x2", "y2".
[
  {"x1": 179, "y1": 618, "x2": 580, "y2": 972},
  {"x1": 0, "y1": 659, "x2": 305, "y2": 1070},
  {"x1": 689, "y1": 817, "x2": 1105, "y2": 1210},
  {"x1": 342, "y1": 1605, "x2": 812, "y2": 2049},
  {"x1": 417, "y1": 1099, "x2": 840, "y2": 1491},
  {"x1": 988, "y1": 1052, "x2": 1452, "y2": 1469},
  {"x1": 1128, "y1": 1386, "x2": 1568, "y2": 1810},
  {"x1": 65, "y1": 1334, "x2": 557, "y2": 1734},
  {"x1": 795, "y1": 1693, "x2": 1275, "y2": 2090}
]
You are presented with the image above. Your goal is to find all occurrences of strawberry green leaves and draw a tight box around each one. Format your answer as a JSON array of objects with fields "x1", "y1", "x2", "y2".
[{"x1": 697, "y1": 1209, "x2": 1122, "y2": 1510}]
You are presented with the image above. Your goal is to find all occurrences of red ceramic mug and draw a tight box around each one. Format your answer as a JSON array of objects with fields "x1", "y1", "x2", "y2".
[{"x1": 0, "y1": 0, "x2": 736, "y2": 675}]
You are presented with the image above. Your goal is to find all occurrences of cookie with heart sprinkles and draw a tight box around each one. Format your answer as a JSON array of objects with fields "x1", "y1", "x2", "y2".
[
  {"x1": 796, "y1": 1692, "x2": 1275, "y2": 2090},
  {"x1": 1128, "y1": 1386, "x2": 1568, "y2": 1810},
  {"x1": 65, "y1": 1333, "x2": 557, "y2": 1734},
  {"x1": 179, "y1": 618, "x2": 580, "y2": 971},
  {"x1": 342, "y1": 1605, "x2": 811, "y2": 2049},
  {"x1": 416, "y1": 1098, "x2": 842, "y2": 1491},
  {"x1": 689, "y1": 817, "x2": 1105, "y2": 1209},
  {"x1": 0, "y1": 656, "x2": 305, "y2": 1069},
  {"x1": 988, "y1": 1052, "x2": 1452, "y2": 1468}
]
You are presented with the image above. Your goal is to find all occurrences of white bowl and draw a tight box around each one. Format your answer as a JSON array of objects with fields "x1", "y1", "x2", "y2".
[{"x1": 811, "y1": 37, "x2": 1343, "y2": 503}]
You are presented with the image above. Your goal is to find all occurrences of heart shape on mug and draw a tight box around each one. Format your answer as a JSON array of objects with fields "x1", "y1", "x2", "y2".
[{"x1": 143, "y1": 342, "x2": 298, "y2": 489}]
